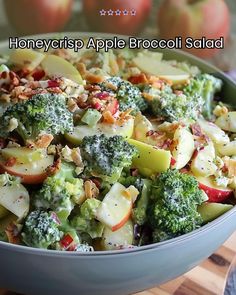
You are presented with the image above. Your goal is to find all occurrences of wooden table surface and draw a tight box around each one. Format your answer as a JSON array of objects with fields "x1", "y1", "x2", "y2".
[{"x1": 1, "y1": 232, "x2": 236, "y2": 295}]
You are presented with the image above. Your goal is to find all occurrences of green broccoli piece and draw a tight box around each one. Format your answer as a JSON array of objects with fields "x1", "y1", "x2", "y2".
[
  {"x1": 101, "y1": 77, "x2": 148, "y2": 113},
  {"x1": 149, "y1": 84, "x2": 204, "y2": 122},
  {"x1": 0, "y1": 93, "x2": 73, "y2": 142},
  {"x1": 21, "y1": 210, "x2": 62, "y2": 249},
  {"x1": 184, "y1": 74, "x2": 222, "y2": 119},
  {"x1": 133, "y1": 179, "x2": 151, "y2": 226},
  {"x1": 148, "y1": 169, "x2": 206, "y2": 243},
  {"x1": 80, "y1": 134, "x2": 139, "y2": 183},
  {"x1": 33, "y1": 162, "x2": 84, "y2": 221},
  {"x1": 71, "y1": 199, "x2": 104, "y2": 239},
  {"x1": 119, "y1": 170, "x2": 144, "y2": 192}
]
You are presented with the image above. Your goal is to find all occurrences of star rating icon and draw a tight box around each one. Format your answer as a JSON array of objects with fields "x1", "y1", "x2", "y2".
[
  {"x1": 107, "y1": 9, "x2": 114, "y2": 16},
  {"x1": 100, "y1": 9, "x2": 106, "y2": 16},
  {"x1": 123, "y1": 9, "x2": 129, "y2": 16},
  {"x1": 130, "y1": 9, "x2": 136, "y2": 16},
  {"x1": 115, "y1": 9, "x2": 122, "y2": 16}
]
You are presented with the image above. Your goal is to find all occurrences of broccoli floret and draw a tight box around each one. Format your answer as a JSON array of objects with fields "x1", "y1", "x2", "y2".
[
  {"x1": 101, "y1": 77, "x2": 148, "y2": 113},
  {"x1": 119, "y1": 170, "x2": 144, "y2": 192},
  {"x1": 184, "y1": 74, "x2": 222, "y2": 119},
  {"x1": 80, "y1": 134, "x2": 139, "y2": 183},
  {"x1": 148, "y1": 169, "x2": 206, "y2": 243},
  {"x1": 0, "y1": 93, "x2": 73, "y2": 142},
  {"x1": 33, "y1": 162, "x2": 84, "y2": 221},
  {"x1": 71, "y1": 199, "x2": 104, "y2": 239},
  {"x1": 149, "y1": 85, "x2": 204, "y2": 122},
  {"x1": 21, "y1": 210, "x2": 62, "y2": 249},
  {"x1": 132, "y1": 179, "x2": 151, "y2": 226}
]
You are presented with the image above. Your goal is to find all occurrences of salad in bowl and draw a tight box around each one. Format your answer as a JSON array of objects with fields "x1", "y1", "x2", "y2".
[{"x1": 0, "y1": 44, "x2": 235, "y2": 253}]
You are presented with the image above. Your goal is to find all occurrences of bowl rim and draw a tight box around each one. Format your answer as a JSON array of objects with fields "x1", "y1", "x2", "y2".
[{"x1": 0, "y1": 31, "x2": 236, "y2": 256}]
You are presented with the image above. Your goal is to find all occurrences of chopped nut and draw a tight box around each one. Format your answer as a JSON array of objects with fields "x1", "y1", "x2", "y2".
[
  {"x1": 213, "y1": 105, "x2": 228, "y2": 117},
  {"x1": 71, "y1": 148, "x2": 84, "y2": 168},
  {"x1": 85, "y1": 73, "x2": 105, "y2": 84},
  {"x1": 76, "y1": 62, "x2": 87, "y2": 76},
  {"x1": 67, "y1": 98, "x2": 78, "y2": 113},
  {"x1": 102, "y1": 110, "x2": 116, "y2": 124},
  {"x1": 47, "y1": 145, "x2": 57, "y2": 155},
  {"x1": 61, "y1": 145, "x2": 73, "y2": 162},
  {"x1": 34, "y1": 134, "x2": 54, "y2": 149},
  {"x1": 84, "y1": 180, "x2": 99, "y2": 199}
]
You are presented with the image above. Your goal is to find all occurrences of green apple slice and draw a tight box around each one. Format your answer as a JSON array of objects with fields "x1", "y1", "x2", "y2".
[
  {"x1": 133, "y1": 56, "x2": 190, "y2": 85},
  {"x1": 198, "y1": 119, "x2": 229, "y2": 145},
  {"x1": 101, "y1": 219, "x2": 134, "y2": 251},
  {"x1": 0, "y1": 154, "x2": 54, "y2": 184},
  {"x1": 9, "y1": 49, "x2": 45, "y2": 71},
  {"x1": 172, "y1": 127, "x2": 195, "y2": 169},
  {"x1": 96, "y1": 183, "x2": 138, "y2": 232},
  {"x1": 217, "y1": 141, "x2": 236, "y2": 156},
  {"x1": 198, "y1": 202, "x2": 233, "y2": 223},
  {"x1": 191, "y1": 142, "x2": 217, "y2": 177},
  {"x1": 128, "y1": 139, "x2": 171, "y2": 173},
  {"x1": 0, "y1": 182, "x2": 29, "y2": 219},
  {"x1": 65, "y1": 118, "x2": 134, "y2": 144},
  {"x1": 215, "y1": 112, "x2": 236, "y2": 133},
  {"x1": 41, "y1": 54, "x2": 83, "y2": 84},
  {"x1": 1, "y1": 147, "x2": 46, "y2": 164}
]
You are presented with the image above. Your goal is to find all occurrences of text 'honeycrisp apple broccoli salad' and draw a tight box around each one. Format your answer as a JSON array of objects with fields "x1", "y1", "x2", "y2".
[{"x1": 0, "y1": 42, "x2": 235, "y2": 252}]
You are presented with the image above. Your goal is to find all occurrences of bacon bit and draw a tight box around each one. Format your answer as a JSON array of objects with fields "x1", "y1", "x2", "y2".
[
  {"x1": 102, "y1": 110, "x2": 116, "y2": 124},
  {"x1": 222, "y1": 164, "x2": 229, "y2": 173},
  {"x1": 84, "y1": 180, "x2": 99, "y2": 199},
  {"x1": 142, "y1": 92, "x2": 154, "y2": 101},
  {"x1": 16, "y1": 68, "x2": 30, "y2": 78},
  {"x1": 191, "y1": 123, "x2": 209, "y2": 147},
  {"x1": 159, "y1": 138, "x2": 173, "y2": 150},
  {"x1": 9, "y1": 71, "x2": 20, "y2": 87},
  {"x1": 33, "y1": 134, "x2": 54, "y2": 149},
  {"x1": 106, "y1": 99, "x2": 119, "y2": 115},
  {"x1": 5, "y1": 222, "x2": 21, "y2": 244},
  {"x1": 128, "y1": 73, "x2": 148, "y2": 85},
  {"x1": 76, "y1": 62, "x2": 87, "y2": 76},
  {"x1": 48, "y1": 80, "x2": 60, "y2": 88},
  {"x1": 85, "y1": 73, "x2": 105, "y2": 84},
  {"x1": 93, "y1": 101, "x2": 102, "y2": 111},
  {"x1": 47, "y1": 158, "x2": 61, "y2": 176},
  {"x1": 91, "y1": 178, "x2": 101, "y2": 189},
  {"x1": 191, "y1": 123, "x2": 203, "y2": 137},
  {"x1": 4, "y1": 157, "x2": 17, "y2": 167},
  {"x1": 32, "y1": 69, "x2": 45, "y2": 81},
  {"x1": 84, "y1": 84, "x2": 101, "y2": 92},
  {"x1": 170, "y1": 157, "x2": 176, "y2": 166},
  {"x1": 94, "y1": 92, "x2": 110, "y2": 100}
]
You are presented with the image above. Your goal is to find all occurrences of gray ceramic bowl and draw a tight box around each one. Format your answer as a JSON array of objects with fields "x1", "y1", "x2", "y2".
[{"x1": 0, "y1": 33, "x2": 236, "y2": 295}]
